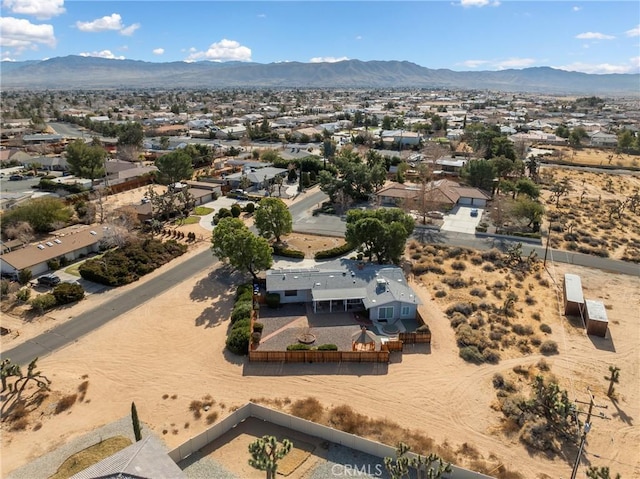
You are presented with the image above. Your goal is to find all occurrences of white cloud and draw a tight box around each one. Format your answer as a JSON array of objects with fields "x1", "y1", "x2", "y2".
[
  {"x1": 309, "y1": 56, "x2": 349, "y2": 63},
  {"x1": 496, "y1": 57, "x2": 536, "y2": 69},
  {"x1": 2, "y1": 0, "x2": 64, "y2": 19},
  {"x1": 76, "y1": 13, "x2": 139, "y2": 36},
  {"x1": 625, "y1": 25, "x2": 640, "y2": 37},
  {"x1": 152, "y1": 48, "x2": 164, "y2": 55},
  {"x1": 119, "y1": 23, "x2": 140, "y2": 36},
  {"x1": 0, "y1": 16, "x2": 55, "y2": 54},
  {"x1": 458, "y1": 0, "x2": 500, "y2": 7},
  {"x1": 185, "y1": 39, "x2": 252, "y2": 62},
  {"x1": 572, "y1": 6, "x2": 581, "y2": 12},
  {"x1": 461, "y1": 59, "x2": 490, "y2": 68},
  {"x1": 79, "y1": 50, "x2": 125, "y2": 60},
  {"x1": 555, "y1": 61, "x2": 636, "y2": 74},
  {"x1": 575, "y1": 32, "x2": 615, "y2": 40}
]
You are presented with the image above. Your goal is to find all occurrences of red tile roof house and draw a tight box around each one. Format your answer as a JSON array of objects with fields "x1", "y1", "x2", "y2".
[{"x1": 0, "y1": 225, "x2": 106, "y2": 277}]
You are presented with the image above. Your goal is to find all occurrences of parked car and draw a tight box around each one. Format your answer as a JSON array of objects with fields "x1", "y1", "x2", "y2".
[
  {"x1": 470, "y1": 208, "x2": 479, "y2": 217},
  {"x1": 9, "y1": 174, "x2": 24, "y2": 181},
  {"x1": 1, "y1": 271, "x2": 18, "y2": 281},
  {"x1": 37, "y1": 274, "x2": 61, "y2": 287}
]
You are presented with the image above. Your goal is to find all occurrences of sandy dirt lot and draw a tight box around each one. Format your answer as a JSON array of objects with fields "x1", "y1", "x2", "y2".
[{"x1": 2, "y1": 242, "x2": 638, "y2": 478}]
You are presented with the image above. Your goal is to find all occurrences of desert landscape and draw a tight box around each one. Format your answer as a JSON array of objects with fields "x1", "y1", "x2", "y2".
[{"x1": 1, "y1": 195, "x2": 638, "y2": 479}]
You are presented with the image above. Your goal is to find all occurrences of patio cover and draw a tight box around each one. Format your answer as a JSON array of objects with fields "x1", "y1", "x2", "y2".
[{"x1": 311, "y1": 288, "x2": 367, "y2": 302}]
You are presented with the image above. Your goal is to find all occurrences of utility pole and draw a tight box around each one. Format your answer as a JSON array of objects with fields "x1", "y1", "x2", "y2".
[{"x1": 570, "y1": 389, "x2": 609, "y2": 479}]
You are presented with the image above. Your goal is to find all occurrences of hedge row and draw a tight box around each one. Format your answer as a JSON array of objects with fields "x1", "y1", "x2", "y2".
[
  {"x1": 286, "y1": 343, "x2": 338, "y2": 351},
  {"x1": 272, "y1": 244, "x2": 305, "y2": 259},
  {"x1": 79, "y1": 239, "x2": 187, "y2": 286},
  {"x1": 314, "y1": 242, "x2": 356, "y2": 260},
  {"x1": 226, "y1": 283, "x2": 254, "y2": 355}
]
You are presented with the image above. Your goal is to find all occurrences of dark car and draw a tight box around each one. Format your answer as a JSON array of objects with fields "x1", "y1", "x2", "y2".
[
  {"x1": 470, "y1": 208, "x2": 479, "y2": 217},
  {"x1": 9, "y1": 174, "x2": 24, "y2": 181},
  {"x1": 37, "y1": 274, "x2": 61, "y2": 287}
]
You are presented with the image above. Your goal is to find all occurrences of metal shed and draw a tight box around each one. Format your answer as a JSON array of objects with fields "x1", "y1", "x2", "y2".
[
  {"x1": 563, "y1": 274, "x2": 585, "y2": 316},
  {"x1": 585, "y1": 299, "x2": 609, "y2": 337}
]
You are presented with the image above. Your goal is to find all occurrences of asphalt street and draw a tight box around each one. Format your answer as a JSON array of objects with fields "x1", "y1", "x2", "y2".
[{"x1": 2, "y1": 249, "x2": 218, "y2": 366}]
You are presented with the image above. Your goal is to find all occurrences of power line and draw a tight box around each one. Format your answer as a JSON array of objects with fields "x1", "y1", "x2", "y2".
[{"x1": 570, "y1": 389, "x2": 610, "y2": 479}]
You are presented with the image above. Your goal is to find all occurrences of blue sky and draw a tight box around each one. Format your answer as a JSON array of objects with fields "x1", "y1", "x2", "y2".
[{"x1": 1, "y1": 0, "x2": 639, "y2": 74}]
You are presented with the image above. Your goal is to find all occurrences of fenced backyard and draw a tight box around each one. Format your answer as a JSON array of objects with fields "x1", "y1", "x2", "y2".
[{"x1": 248, "y1": 349, "x2": 390, "y2": 363}]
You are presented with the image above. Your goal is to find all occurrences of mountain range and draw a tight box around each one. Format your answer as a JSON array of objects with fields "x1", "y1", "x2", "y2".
[{"x1": 1, "y1": 56, "x2": 639, "y2": 95}]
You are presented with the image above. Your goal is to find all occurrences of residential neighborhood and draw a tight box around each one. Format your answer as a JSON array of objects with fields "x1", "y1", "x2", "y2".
[{"x1": 1, "y1": 86, "x2": 639, "y2": 479}]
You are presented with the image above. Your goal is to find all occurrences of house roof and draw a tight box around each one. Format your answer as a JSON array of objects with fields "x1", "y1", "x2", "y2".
[
  {"x1": 69, "y1": 435, "x2": 186, "y2": 479},
  {"x1": 225, "y1": 167, "x2": 287, "y2": 184},
  {"x1": 0, "y1": 225, "x2": 106, "y2": 271},
  {"x1": 266, "y1": 263, "x2": 421, "y2": 308}
]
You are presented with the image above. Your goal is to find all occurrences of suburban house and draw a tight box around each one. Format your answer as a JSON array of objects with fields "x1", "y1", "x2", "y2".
[
  {"x1": 588, "y1": 131, "x2": 618, "y2": 147},
  {"x1": 433, "y1": 155, "x2": 468, "y2": 176},
  {"x1": 380, "y1": 130, "x2": 421, "y2": 147},
  {"x1": 376, "y1": 179, "x2": 491, "y2": 209},
  {"x1": 266, "y1": 263, "x2": 421, "y2": 322},
  {"x1": 0, "y1": 225, "x2": 106, "y2": 277},
  {"x1": 224, "y1": 165, "x2": 288, "y2": 190}
]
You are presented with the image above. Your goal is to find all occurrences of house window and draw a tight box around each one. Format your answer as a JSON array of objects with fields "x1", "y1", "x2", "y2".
[
  {"x1": 284, "y1": 290, "x2": 297, "y2": 297},
  {"x1": 401, "y1": 306, "x2": 411, "y2": 317},
  {"x1": 378, "y1": 306, "x2": 394, "y2": 320}
]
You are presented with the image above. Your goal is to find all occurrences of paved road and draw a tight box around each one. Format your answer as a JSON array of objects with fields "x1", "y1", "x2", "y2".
[{"x1": 1, "y1": 249, "x2": 217, "y2": 366}]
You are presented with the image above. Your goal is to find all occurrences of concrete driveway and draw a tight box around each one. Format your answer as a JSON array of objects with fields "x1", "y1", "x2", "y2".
[{"x1": 441, "y1": 205, "x2": 483, "y2": 234}]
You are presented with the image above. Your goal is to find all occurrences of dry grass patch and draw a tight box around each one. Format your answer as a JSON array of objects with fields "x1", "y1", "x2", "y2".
[
  {"x1": 49, "y1": 436, "x2": 132, "y2": 479},
  {"x1": 54, "y1": 394, "x2": 77, "y2": 415},
  {"x1": 409, "y1": 243, "x2": 558, "y2": 362},
  {"x1": 277, "y1": 440, "x2": 316, "y2": 476},
  {"x1": 540, "y1": 168, "x2": 640, "y2": 262}
]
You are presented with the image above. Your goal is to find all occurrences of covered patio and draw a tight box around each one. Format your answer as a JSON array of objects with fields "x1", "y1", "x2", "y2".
[{"x1": 311, "y1": 288, "x2": 366, "y2": 314}]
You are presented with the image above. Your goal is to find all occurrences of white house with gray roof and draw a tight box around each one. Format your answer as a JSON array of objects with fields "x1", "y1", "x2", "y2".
[{"x1": 266, "y1": 263, "x2": 421, "y2": 322}]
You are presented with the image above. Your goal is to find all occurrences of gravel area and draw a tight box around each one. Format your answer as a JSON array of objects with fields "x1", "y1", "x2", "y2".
[
  {"x1": 259, "y1": 323, "x2": 362, "y2": 351},
  {"x1": 256, "y1": 303, "x2": 307, "y2": 338},
  {"x1": 307, "y1": 443, "x2": 392, "y2": 479},
  {"x1": 7, "y1": 416, "x2": 146, "y2": 479},
  {"x1": 179, "y1": 451, "x2": 240, "y2": 479}
]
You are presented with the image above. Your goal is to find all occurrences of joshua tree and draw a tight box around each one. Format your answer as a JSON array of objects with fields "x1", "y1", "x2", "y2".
[
  {"x1": 587, "y1": 466, "x2": 621, "y2": 479},
  {"x1": 605, "y1": 366, "x2": 621, "y2": 398},
  {"x1": 1, "y1": 357, "x2": 51, "y2": 419},
  {"x1": 248, "y1": 435, "x2": 293, "y2": 479},
  {"x1": 384, "y1": 442, "x2": 452, "y2": 479}
]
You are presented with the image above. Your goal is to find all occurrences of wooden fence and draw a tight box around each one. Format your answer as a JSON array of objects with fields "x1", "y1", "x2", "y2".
[
  {"x1": 384, "y1": 340, "x2": 404, "y2": 352},
  {"x1": 398, "y1": 331, "x2": 431, "y2": 344},
  {"x1": 248, "y1": 349, "x2": 389, "y2": 363},
  {"x1": 107, "y1": 174, "x2": 155, "y2": 194}
]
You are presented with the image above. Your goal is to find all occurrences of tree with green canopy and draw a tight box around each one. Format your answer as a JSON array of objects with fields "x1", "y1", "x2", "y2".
[
  {"x1": 155, "y1": 150, "x2": 194, "y2": 185},
  {"x1": 211, "y1": 218, "x2": 272, "y2": 280},
  {"x1": 346, "y1": 208, "x2": 414, "y2": 264},
  {"x1": 254, "y1": 197, "x2": 293, "y2": 243},
  {"x1": 65, "y1": 138, "x2": 107, "y2": 182}
]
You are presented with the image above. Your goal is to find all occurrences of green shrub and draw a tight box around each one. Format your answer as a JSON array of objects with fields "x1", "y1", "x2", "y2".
[
  {"x1": 482, "y1": 348, "x2": 501, "y2": 364},
  {"x1": 459, "y1": 346, "x2": 485, "y2": 364},
  {"x1": 265, "y1": 292, "x2": 280, "y2": 309},
  {"x1": 272, "y1": 244, "x2": 305, "y2": 259},
  {"x1": 539, "y1": 324, "x2": 552, "y2": 334},
  {"x1": 232, "y1": 318, "x2": 251, "y2": 330},
  {"x1": 52, "y1": 283, "x2": 85, "y2": 305},
  {"x1": 226, "y1": 326, "x2": 250, "y2": 355},
  {"x1": 47, "y1": 258, "x2": 61, "y2": 271},
  {"x1": 287, "y1": 343, "x2": 311, "y2": 351},
  {"x1": 317, "y1": 343, "x2": 338, "y2": 351},
  {"x1": 230, "y1": 204, "x2": 242, "y2": 218},
  {"x1": 236, "y1": 283, "x2": 253, "y2": 299},
  {"x1": 253, "y1": 322, "x2": 264, "y2": 333},
  {"x1": 18, "y1": 269, "x2": 32, "y2": 286},
  {"x1": 16, "y1": 288, "x2": 31, "y2": 303},
  {"x1": 434, "y1": 289, "x2": 447, "y2": 298},
  {"x1": 450, "y1": 261, "x2": 467, "y2": 271},
  {"x1": 446, "y1": 302, "x2": 474, "y2": 317},
  {"x1": 512, "y1": 324, "x2": 534, "y2": 336},
  {"x1": 231, "y1": 302, "x2": 252, "y2": 324},
  {"x1": 244, "y1": 202, "x2": 255, "y2": 214},
  {"x1": 30, "y1": 293, "x2": 57, "y2": 313},
  {"x1": 314, "y1": 243, "x2": 356, "y2": 260},
  {"x1": 539, "y1": 340, "x2": 559, "y2": 355},
  {"x1": 442, "y1": 275, "x2": 468, "y2": 289}
]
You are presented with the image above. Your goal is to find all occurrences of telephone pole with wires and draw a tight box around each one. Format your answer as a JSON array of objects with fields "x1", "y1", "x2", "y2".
[{"x1": 570, "y1": 389, "x2": 610, "y2": 479}]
